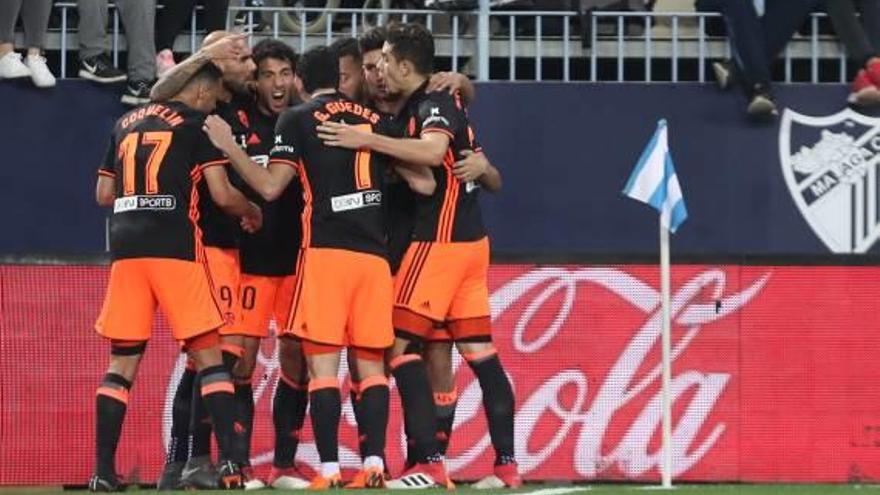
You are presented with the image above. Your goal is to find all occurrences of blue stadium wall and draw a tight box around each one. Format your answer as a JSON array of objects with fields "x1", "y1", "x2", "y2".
[{"x1": 0, "y1": 80, "x2": 865, "y2": 258}]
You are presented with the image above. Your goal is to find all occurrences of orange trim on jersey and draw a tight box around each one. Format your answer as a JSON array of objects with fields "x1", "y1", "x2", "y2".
[
  {"x1": 97, "y1": 170, "x2": 116, "y2": 178},
  {"x1": 201, "y1": 381, "x2": 235, "y2": 396},
  {"x1": 421, "y1": 128, "x2": 455, "y2": 142},
  {"x1": 269, "y1": 158, "x2": 300, "y2": 169},
  {"x1": 97, "y1": 386, "x2": 129, "y2": 404},
  {"x1": 436, "y1": 149, "x2": 459, "y2": 242},
  {"x1": 189, "y1": 171, "x2": 224, "y2": 317},
  {"x1": 462, "y1": 347, "x2": 497, "y2": 363},
  {"x1": 298, "y1": 161, "x2": 313, "y2": 248},
  {"x1": 389, "y1": 354, "x2": 422, "y2": 370},
  {"x1": 308, "y1": 377, "x2": 340, "y2": 392},
  {"x1": 188, "y1": 170, "x2": 206, "y2": 263},
  {"x1": 198, "y1": 159, "x2": 229, "y2": 171}
]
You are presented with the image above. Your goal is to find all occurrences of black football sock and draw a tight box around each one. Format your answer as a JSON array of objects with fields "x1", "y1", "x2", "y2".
[
  {"x1": 391, "y1": 355, "x2": 441, "y2": 463},
  {"x1": 95, "y1": 373, "x2": 132, "y2": 478},
  {"x1": 272, "y1": 375, "x2": 308, "y2": 468},
  {"x1": 199, "y1": 365, "x2": 238, "y2": 463},
  {"x1": 434, "y1": 390, "x2": 458, "y2": 456},
  {"x1": 234, "y1": 379, "x2": 255, "y2": 466},
  {"x1": 189, "y1": 374, "x2": 212, "y2": 459},
  {"x1": 358, "y1": 378, "x2": 390, "y2": 460},
  {"x1": 466, "y1": 352, "x2": 516, "y2": 463},
  {"x1": 309, "y1": 384, "x2": 342, "y2": 464}
]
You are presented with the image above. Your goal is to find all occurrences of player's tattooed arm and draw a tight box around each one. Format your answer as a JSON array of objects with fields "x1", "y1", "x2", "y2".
[
  {"x1": 95, "y1": 176, "x2": 116, "y2": 206},
  {"x1": 427, "y1": 72, "x2": 475, "y2": 104},
  {"x1": 202, "y1": 115, "x2": 296, "y2": 202},
  {"x1": 453, "y1": 150, "x2": 502, "y2": 192},
  {"x1": 318, "y1": 121, "x2": 449, "y2": 167},
  {"x1": 394, "y1": 163, "x2": 436, "y2": 196},
  {"x1": 150, "y1": 34, "x2": 246, "y2": 102}
]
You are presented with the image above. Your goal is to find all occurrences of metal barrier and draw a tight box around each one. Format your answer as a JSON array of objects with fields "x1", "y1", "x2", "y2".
[{"x1": 39, "y1": 3, "x2": 846, "y2": 83}]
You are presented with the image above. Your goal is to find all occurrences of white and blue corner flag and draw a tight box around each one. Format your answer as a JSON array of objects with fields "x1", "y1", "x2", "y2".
[{"x1": 622, "y1": 119, "x2": 689, "y2": 233}]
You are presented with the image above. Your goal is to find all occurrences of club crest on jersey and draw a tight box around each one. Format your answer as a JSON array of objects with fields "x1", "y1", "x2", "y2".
[
  {"x1": 423, "y1": 107, "x2": 449, "y2": 128},
  {"x1": 779, "y1": 107, "x2": 880, "y2": 253}
]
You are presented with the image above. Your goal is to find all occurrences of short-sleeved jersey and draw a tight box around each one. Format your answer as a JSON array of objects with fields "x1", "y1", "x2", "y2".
[
  {"x1": 269, "y1": 92, "x2": 389, "y2": 258},
  {"x1": 402, "y1": 83, "x2": 487, "y2": 243},
  {"x1": 98, "y1": 101, "x2": 228, "y2": 261},
  {"x1": 197, "y1": 93, "x2": 253, "y2": 249},
  {"x1": 237, "y1": 99, "x2": 303, "y2": 276}
]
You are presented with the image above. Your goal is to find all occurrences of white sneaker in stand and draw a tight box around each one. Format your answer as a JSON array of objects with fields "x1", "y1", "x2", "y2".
[
  {"x1": 0, "y1": 52, "x2": 32, "y2": 79},
  {"x1": 24, "y1": 54, "x2": 56, "y2": 88}
]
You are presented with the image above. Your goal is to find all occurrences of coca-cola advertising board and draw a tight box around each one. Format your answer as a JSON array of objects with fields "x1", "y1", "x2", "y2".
[{"x1": 2, "y1": 263, "x2": 879, "y2": 485}]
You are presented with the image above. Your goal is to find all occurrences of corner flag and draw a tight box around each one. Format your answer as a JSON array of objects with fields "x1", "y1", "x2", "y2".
[{"x1": 622, "y1": 119, "x2": 688, "y2": 233}]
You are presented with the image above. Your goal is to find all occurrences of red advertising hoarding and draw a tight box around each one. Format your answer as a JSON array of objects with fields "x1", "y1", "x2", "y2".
[{"x1": 2, "y1": 264, "x2": 879, "y2": 485}]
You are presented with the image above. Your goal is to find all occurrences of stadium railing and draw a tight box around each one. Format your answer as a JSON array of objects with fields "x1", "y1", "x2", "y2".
[{"x1": 36, "y1": 3, "x2": 845, "y2": 83}]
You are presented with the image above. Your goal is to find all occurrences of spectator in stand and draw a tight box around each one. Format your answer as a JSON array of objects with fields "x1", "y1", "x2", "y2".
[
  {"x1": 824, "y1": 0, "x2": 880, "y2": 105},
  {"x1": 697, "y1": 0, "x2": 819, "y2": 119},
  {"x1": 77, "y1": 0, "x2": 157, "y2": 106},
  {"x1": 0, "y1": 0, "x2": 55, "y2": 87},
  {"x1": 155, "y1": 0, "x2": 230, "y2": 77}
]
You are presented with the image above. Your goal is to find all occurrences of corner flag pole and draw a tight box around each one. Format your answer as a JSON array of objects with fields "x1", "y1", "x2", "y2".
[
  {"x1": 660, "y1": 219, "x2": 673, "y2": 489},
  {"x1": 622, "y1": 119, "x2": 688, "y2": 490}
]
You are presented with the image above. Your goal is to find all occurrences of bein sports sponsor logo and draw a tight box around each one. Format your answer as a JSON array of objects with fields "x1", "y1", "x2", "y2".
[
  {"x1": 113, "y1": 195, "x2": 176, "y2": 213},
  {"x1": 162, "y1": 266, "x2": 768, "y2": 478},
  {"x1": 331, "y1": 190, "x2": 382, "y2": 212},
  {"x1": 780, "y1": 108, "x2": 880, "y2": 253}
]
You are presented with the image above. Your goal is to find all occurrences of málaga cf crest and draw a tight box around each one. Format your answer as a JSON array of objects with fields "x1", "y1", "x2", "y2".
[{"x1": 779, "y1": 108, "x2": 880, "y2": 253}]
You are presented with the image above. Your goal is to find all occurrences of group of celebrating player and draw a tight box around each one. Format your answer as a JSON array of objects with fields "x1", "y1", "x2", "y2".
[{"x1": 90, "y1": 21, "x2": 519, "y2": 492}]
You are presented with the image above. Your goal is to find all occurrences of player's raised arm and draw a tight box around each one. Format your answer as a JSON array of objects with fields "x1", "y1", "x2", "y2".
[
  {"x1": 151, "y1": 33, "x2": 246, "y2": 102},
  {"x1": 203, "y1": 114, "x2": 297, "y2": 201}
]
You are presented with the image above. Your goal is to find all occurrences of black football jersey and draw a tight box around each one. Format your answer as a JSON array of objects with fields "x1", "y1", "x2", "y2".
[
  {"x1": 198, "y1": 93, "x2": 255, "y2": 248},
  {"x1": 98, "y1": 101, "x2": 228, "y2": 261},
  {"x1": 401, "y1": 83, "x2": 487, "y2": 243},
  {"x1": 237, "y1": 100, "x2": 303, "y2": 276},
  {"x1": 269, "y1": 92, "x2": 389, "y2": 258}
]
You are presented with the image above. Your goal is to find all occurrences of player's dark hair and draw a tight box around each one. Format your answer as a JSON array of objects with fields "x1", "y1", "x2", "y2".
[
  {"x1": 330, "y1": 37, "x2": 361, "y2": 63},
  {"x1": 385, "y1": 22, "x2": 434, "y2": 76},
  {"x1": 296, "y1": 46, "x2": 340, "y2": 93},
  {"x1": 358, "y1": 26, "x2": 386, "y2": 54},
  {"x1": 253, "y1": 38, "x2": 297, "y2": 71},
  {"x1": 188, "y1": 61, "x2": 223, "y2": 86}
]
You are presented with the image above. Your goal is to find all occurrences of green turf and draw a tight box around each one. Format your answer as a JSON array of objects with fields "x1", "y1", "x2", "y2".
[{"x1": 3, "y1": 485, "x2": 880, "y2": 495}]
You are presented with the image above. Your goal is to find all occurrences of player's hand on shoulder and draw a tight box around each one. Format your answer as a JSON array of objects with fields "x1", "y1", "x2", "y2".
[
  {"x1": 452, "y1": 149, "x2": 488, "y2": 182},
  {"x1": 203, "y1": 115, "x2": 236, "y2": 153},
  {"x1": 317, "y1": 120, "x2": 371, "y2": 150},
  {"x1": 428, "y1": 72, "x2": 467, "y2": 95},
  {"x1": 241, "y1": 202, "x2": 263, "y2": 233}
]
